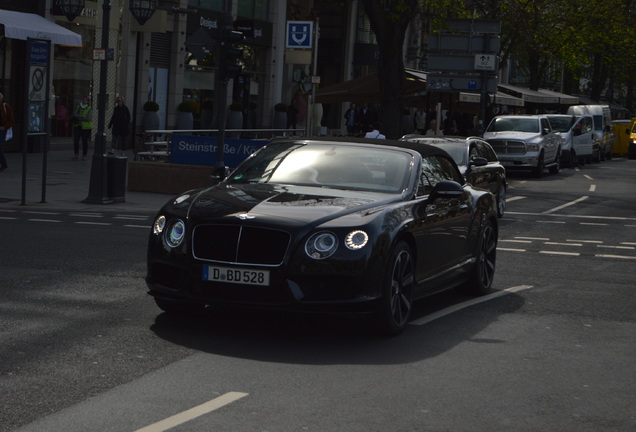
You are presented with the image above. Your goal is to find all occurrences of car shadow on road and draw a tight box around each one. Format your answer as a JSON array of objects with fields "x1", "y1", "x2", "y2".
[{"x1": 149, "y1": 289, "x2": 525, "y2": 366}]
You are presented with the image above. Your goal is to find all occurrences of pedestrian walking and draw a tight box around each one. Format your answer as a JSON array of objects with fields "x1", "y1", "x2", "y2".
[
  {"x1": 72, "y1": 96, "x2": 92, "y2": 160},
  {"x1": 0, "y1": 92, "x2": 15, "y2": 172},
  {"x1": 108, "y1": 96, "x2": 131, "y2": 151}
]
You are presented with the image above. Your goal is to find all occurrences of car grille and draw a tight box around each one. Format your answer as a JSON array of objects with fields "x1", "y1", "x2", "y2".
[
  {"x1": 487, "y1": 139, "x2": 527, "y2": 154},
  {"x1": 192, "y1": 224, "x2": 291, "y2": 266}
]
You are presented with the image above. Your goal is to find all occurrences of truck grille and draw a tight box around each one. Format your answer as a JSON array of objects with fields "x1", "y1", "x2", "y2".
[
  {"x1": 487, "y1": 139, "x2": 527, "y2": 154},
  {"x1": 192, "y1": 224, "x2": 291, "y2": 266}
]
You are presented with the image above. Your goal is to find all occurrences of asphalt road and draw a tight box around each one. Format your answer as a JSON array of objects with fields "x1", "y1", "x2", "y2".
[{"x1": 1, "y1": 158, "x2": 635, "y2": 432}]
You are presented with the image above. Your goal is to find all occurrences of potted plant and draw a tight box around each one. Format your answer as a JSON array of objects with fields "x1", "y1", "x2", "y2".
[
  {"x1": 227, "y1": 102, "x2": 244, "y2": 129},
  {"x1": 142, "y1": 100, "x2": 160, "y2": 132},
  {"x1": 177, "y1": 99, "x2": 196, "y2": 130},
  {"x1": 273, "y1": 103, "x2": 288, "y2": 130}
]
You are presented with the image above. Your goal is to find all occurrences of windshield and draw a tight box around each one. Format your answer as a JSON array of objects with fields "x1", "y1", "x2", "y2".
[
  {"x1": 487, "y1": 117, "x2": 540, "y2": 133},
  {"x1": 547, "y1": 116, "x2": 575, "y2": 132},
  {"x1": 227, "y1": 142, "x2": 413, "y2": 193}
]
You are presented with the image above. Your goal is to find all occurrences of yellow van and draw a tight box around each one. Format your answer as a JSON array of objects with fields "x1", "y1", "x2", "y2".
[
  {"x1": 612, "y1": 119, "x2": 632, "y2": 156},
  {"x1": 629, "y1": 118, "x2": 636, "y2": 159}
]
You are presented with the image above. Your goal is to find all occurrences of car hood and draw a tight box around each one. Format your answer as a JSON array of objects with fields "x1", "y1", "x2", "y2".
[
  {"x1": 483, "y1": 131, "x2": 542, "y2": 140},
  {"x1": 164, "y1": 183, "x2": 401, "y2": 226}
]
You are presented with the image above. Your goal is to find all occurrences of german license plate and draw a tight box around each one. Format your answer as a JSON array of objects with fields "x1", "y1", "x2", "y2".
[{"x1": 203, "y1": 265, "x2": 270, "y2": 286}]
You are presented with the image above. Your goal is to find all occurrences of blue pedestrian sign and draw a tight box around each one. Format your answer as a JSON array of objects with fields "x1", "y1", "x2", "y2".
[{"x1": 286, "y1": 21, "x2": 313, "y2": 49}]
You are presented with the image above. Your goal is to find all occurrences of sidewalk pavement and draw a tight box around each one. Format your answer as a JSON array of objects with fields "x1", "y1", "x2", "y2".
[{"x1": 0, "y1": 141, "x2": 174, "y2": 213}]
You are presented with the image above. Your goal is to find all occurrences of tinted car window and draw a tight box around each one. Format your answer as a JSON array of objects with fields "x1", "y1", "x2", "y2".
[
  {"x1": 418, "y1": 155, "x2": 462, "y2": 196},
  {"x1": 475, "y1": 141, "x2": 498, "y2": 161}
]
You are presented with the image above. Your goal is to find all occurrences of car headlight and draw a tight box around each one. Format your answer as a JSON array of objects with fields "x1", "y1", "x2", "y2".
[
  {"x1": 345, "y1": 230, "x2": 369, "y2": 250},
  {"x1": 305, "y1": 232, "x2": 338, "y2": 259},
  {"x1": 153, "y1": 215, "x2": 166, "y2": 235},
  {"x1": 165, "y1": 219, "x2": 186, "y2": 248}
]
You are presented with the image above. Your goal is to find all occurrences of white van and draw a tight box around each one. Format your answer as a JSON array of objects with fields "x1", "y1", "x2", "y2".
[
  {"x1": 546, "y1": 114, "x2": 596, "y2": 166},
  {"x1": 566, "y1": 105, "x2": 615, "y2": 161}
]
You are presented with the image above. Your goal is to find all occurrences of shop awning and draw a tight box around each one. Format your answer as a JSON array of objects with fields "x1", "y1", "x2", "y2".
[
  {"x1": 315, "y1": 68, "x2": 427, "y2": 104},
  {"x1": 459, "y1": 91, "x2": 525, "y2": 107},
  {"x1": 538, "y1": 88, "x2": 579, "y2": 105},
  {"x1": 0, "y1": 10, "x2": 82, "y2": 47},
  {"x1": 498, "y1": 83, "x2": 559, "y2": 104}
]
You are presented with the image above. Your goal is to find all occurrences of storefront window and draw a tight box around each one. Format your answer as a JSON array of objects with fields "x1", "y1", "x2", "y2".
[
  {"x1": 52, "y1": 22, "x2": 94, "y2": 137},
  {"x1": 237, "y1": 0, "x2": 269, "y2": 21},
  {"x1": 188, "y1": 0, "x2": 223, "y2": 11}
]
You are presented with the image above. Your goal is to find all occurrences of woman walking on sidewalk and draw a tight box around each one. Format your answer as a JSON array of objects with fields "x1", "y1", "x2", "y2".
[
  {"x1": 108, "y1": 96, "x2": 131, "y2": 151},
  {"x1": 0, "y1": 92, "x2": 15, "y2": 172}
]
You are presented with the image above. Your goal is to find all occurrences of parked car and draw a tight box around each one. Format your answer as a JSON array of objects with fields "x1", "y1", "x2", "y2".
[
  {"x1": 145, "y1": 137, "x2": 499, "y2": 335},
  {"x1": 482, "y1": 115, "x2": 562, "y2": 178},
  {"x1": 567, "y1": 105, "x2": 615, "y2": 161},
  {"x1": 546, "y1": 114, "x2": 596, "y2": 166},
  {"x1": 400, "y1": 135, "x2": 507, "y2": 217}
]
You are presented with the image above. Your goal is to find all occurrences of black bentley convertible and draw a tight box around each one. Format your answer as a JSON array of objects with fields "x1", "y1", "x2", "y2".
[{"x1": 146, "y1": 137, "x2": 498, "y2": 335}]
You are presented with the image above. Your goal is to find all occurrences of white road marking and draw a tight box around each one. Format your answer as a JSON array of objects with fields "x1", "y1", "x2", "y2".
[
  {"x1": 115, "y1": 215, "x2": 149, "y2": 220},
  {"x1": 75, "y1": 221, "x2": 112, "y2": 226},
  {"x1": 27, "y1": 219, "x2": 62, "y2": 223},
  {"x1": 544, "y1": 242, "x2": 582, "y2": 247},
  {"x1": 410, "y1": 285, "x2": 533, "y2": 326},
  {"x1": 567, "y1": 239, "x2": 603, "y2": 244},
  {"x1": 124, "y1": 224, "x2": 151, "y2": 229},
  {"x1": 496, "y1": 247, "x2": 526, "y2": 252},
  {"x1": 537, "y1": 220, "x2": 566, "y2": 224},
  {"x1": 133, "y1": 392, "x2": 249, "y2": 432},
  {"x1": 596, "y1": 254, "x2": 636, "y2": 260},
  {"x1": 506, "y1": 196, "x2": 526, "y2": 202},
  {"x1": 70, "y1": 213, "x2": 105, "y2": 218},
  {"x1": 539, "y1": 250, "x2": 580, "y2": 256},
  {"x1": 597, "y1": 244, "x2": 635, "y2": 250},
  {"x1": 500, "y1": 239, "x2": 532, "y2": 244},
  {"x1": 0, "y1": 216, "x2": 17, "y2": 220},
  {"x1": 589, "y1": 184, "x2": 596, "y2": 192},
  {"x1": 580, "y1": 222, "x2": 608, "y2": 226},
  {"x1": 621, "y1": 242, "x2": 636, "y2": 246},
  {"x1": 515, "y1": 236, "x2": 549, "y2": 241},
  {"x1": 23, "y1": 211, "x2": 60, "y2": 215},
  {"x1": 542, "y1": 196, "x2": 589, "y2": 214},
  {"x1": 584, "y1": 174, "x2": 594, "y2": 180}
]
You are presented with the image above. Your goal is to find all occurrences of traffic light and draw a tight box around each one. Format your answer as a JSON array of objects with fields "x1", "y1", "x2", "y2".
[{"x1": 220, "y1": 29, "x2": 246, "y2": 81}]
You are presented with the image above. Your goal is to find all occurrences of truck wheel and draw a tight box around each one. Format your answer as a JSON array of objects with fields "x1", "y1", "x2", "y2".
[{"x1": 549, "y1": 150, "x2": 561, "y2": 174}]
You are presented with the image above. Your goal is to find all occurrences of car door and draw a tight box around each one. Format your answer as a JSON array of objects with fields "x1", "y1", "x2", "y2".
[
  {"x1": 572, "y1": 116, "x2": 594, "y2": 158},
  {"x1": 541, "y1": 117, "x2": 558, "y2": 161},
  {"x1": 413, "y1": 155, "x2": 472, "y2": 287}
]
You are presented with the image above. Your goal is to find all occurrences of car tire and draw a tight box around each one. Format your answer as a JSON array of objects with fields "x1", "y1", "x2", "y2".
[
  {"x1": 496, "y1": 185, "x2": 506, "y2": 218},
  {"x1": 534, "y1": 153, "x2": 544, "y2": 178},
  {"x1": 375, "y1": 241, "x2": 415, "y2": 336},
  {"x1": 549, "y1": 150, "x2": 561, "y2": 174},
  {"x1": 462, "y1": 220, "x2": 497, "y2": 296},
  {"x1": 154, "y1": 297, "x2": 205, "y2": 315}
]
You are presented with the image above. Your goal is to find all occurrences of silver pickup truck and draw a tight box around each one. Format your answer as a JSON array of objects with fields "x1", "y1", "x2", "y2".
[{"x1": 482, "y1": 115, "x2": 563, "y2": 177}]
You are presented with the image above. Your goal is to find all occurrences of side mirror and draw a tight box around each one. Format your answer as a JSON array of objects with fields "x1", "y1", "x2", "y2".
[
  {"x1": 468, "y1": 156, "x2": 488, "y2": 170},
  {"x1": 429, "y1": 180, "x2": 464, "y2": 201},
  {"x1": 542, "y1": 128, "x2": 550, "y2": 135}
]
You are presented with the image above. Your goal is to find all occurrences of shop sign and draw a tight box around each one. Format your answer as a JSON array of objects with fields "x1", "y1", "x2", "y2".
[{"x1": 170, "y1": 135, "x2": 268, "y2": 167}]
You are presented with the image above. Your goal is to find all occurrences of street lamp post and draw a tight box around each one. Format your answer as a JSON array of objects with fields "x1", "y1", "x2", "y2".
[{"x1": 55, "y1": 0, "x2": 156, "y2": 203}]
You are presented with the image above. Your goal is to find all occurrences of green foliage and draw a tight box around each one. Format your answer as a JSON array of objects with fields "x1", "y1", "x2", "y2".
[{"x1": 177, "y1": 99, "x2": 197, "y2": 113}]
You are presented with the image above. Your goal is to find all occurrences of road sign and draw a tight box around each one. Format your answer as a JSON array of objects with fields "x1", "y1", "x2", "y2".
[
  {"x1": 427, "y1": 34, "x2": 500, "y2": 53},
  {"x1": 443, "y1": 18, "x2": 501, "y2": 34},
  {"x1": 286, "y1": 21, "x2": 313, "y2": 48},
  {"x1": 474, "y1": 54, "x2": 497, "y2": 71}
]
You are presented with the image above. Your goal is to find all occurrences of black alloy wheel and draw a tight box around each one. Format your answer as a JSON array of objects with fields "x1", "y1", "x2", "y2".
[
  {"x1": 376, "y1": 242, "x2": 415, "y2": 335},
  {"x1": 463, "y1": 220, "x2": 497, "y2": 295}
]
